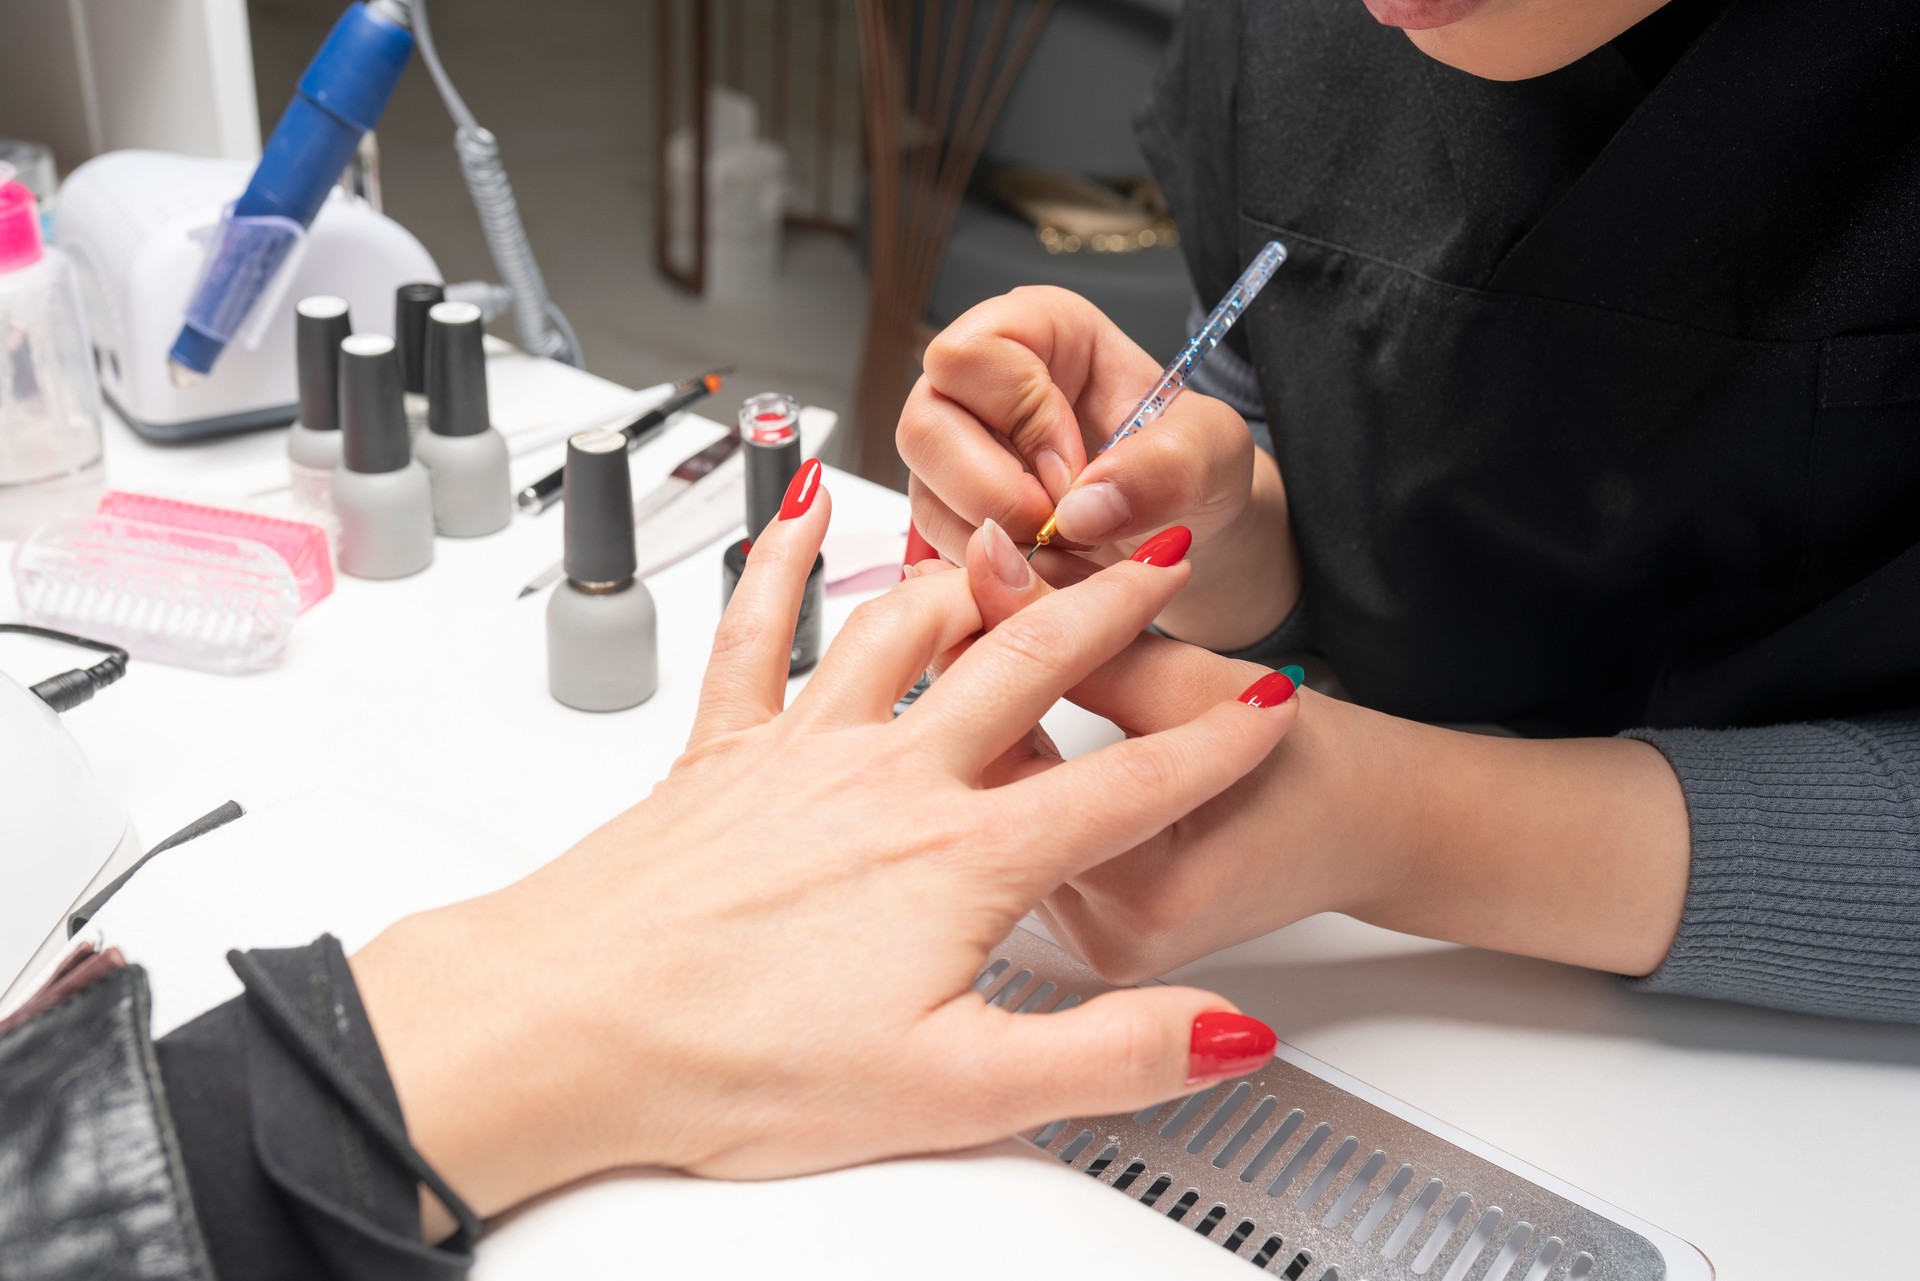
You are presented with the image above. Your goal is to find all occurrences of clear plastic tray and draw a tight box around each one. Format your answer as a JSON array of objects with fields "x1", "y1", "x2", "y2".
[{"x1": 12, "y1": 514, "x2": 301, "y2": 672}]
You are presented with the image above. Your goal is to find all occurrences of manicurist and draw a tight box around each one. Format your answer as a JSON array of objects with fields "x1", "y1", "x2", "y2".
[{"x1": 901, "y1": 0, "x2": 1920, "y2": 1021}]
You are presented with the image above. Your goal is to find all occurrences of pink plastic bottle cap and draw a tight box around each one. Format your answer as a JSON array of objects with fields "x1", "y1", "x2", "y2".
[{"x1": 0, "y1": 180, "x2": 44, "y2": 274}]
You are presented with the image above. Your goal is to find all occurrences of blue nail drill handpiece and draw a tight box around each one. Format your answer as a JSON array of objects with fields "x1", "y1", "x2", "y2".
[{"x1": 167, "y1": 2, "x2": 414, "y2": 379}]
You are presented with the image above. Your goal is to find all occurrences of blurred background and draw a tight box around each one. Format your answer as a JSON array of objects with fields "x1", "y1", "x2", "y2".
[{"x1": 0, "y1": 0, "x2": 1189, "y2": 485}]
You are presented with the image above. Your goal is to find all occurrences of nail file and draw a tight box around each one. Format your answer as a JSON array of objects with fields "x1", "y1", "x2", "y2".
[{"x1": 985, "y1": 927, "x2": 1712, "y2": 1281}]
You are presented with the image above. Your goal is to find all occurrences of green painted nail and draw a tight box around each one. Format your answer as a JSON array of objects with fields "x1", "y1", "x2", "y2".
[{"x1": 1279, "y1": 664, "x2": 1306, "y2": 687}]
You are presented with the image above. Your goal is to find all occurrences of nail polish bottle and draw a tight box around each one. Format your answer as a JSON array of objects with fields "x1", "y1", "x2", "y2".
[
  {"x1": 413, "y1": 301, "x2": 510, "y2": 537},
  {"x1": 286, "y1": 295, "x2": 351, "y2": 517},
  {"x1": 394, "y1": 281, "x2": 444, "y2": 438},
  {"x1": 721, "y1": 392, "x2": 823, "y2": 675},
  {"x1": 330, "y1": 334, "x2": 435, "y2": 580},
  {"x1": 548, "y1": 429, "x2": 659, "y2": 711}
]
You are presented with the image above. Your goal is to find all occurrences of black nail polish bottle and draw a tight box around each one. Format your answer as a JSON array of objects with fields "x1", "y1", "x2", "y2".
[{"x1": 721, "y1": 392, "x2": 823, "y2": 674}]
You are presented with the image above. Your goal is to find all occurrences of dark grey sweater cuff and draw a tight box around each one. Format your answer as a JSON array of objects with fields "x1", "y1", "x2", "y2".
[{"x1": 1622, "y1": 716, "x2": 1920, "y2": 1023}]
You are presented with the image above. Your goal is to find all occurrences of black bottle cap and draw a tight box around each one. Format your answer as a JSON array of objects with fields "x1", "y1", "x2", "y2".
[
  {"x1": 294, "y1": 296, "x2": 352, "y2": 432},
  {"x1": 425, "y1": 300, "x2": 489, "y2": 437},
  {"x1": 338, "y1": 334, "x2": 412, "y2": 474},
  {"x1": 394, "y1": 281, "x2": 445, "y2": 394},
  {"x1": 563, "y1": 430, "x2": 637, "y2": 585}
]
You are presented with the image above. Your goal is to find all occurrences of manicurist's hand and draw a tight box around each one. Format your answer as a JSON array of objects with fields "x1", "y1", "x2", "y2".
[
  {"x1": 347, "y1": 462, "x2": 1294, "y2": 1237},
  {"x1": 944, "y1": 520, "x2": 1692, "y2": 990},
  {"x1": 897, "y1": 287, "x2": 1300, "y2": 650}
]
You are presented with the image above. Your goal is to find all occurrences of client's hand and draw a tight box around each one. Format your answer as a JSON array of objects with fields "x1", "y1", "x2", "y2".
[
  {"x1": 929, "y1": 520, "x2": 1371, "y2": 985},
  {"x1": 945, "y1": 520, "x2": 1691, "y2": 996},
  {"x1": 349, "y1": 464, "x2": 1295, "y2": 1235}
]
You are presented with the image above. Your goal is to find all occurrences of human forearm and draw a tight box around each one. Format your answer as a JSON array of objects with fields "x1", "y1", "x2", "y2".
[{"x1": 1345, "y1": 705, "x2": 1691, "y2": 976}]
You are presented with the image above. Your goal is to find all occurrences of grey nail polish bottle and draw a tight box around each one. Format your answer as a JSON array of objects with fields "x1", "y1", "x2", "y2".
[
  {"x1": 394, "y1": 281, "x2": 444, "y2": 439},
  {"x1": 548, "y1": 429, "x2": 658, "y2": 711},
  {"x1": 286, "y1": 296, "x2": 351, "y2": 515},
  {"x1": 331, "y1": 334, "x2": 436, "y2": 580},
  {"x1": 414, "y1": 300, "x2": 510, "y2": 537}
]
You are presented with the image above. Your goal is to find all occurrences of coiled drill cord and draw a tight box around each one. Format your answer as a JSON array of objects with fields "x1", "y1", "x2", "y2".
[{"x1": 406, "y1": 0, "x2": 585, "y2": 368}]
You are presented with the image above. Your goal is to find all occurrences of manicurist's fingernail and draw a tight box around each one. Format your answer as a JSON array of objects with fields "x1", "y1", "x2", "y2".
[
  {"x1": 1188, "y1": 1011, "x2": 1277, "y2": 1084},
  {"x1": 1034, "y1": 447, "x2": 1072, "y2": 499},
  {"x1": 778, "y1": 458, "x2": 823, "y2": 520},
  {"x1": 982, "y1": 518, "x2": 1032, "y2": 590},
  {"x1": 1237, "y1": 670, "x2": 1297, "y2": 708},
  {"x1": 1053, "y1": 482, "x2": 1130, "y2": 543},
  {"x1": 1279, "y1": 664, "x2": 1306, "y2": 688},
  {"x1": 1131, "y1": 526, "x2": 1193, "y2": 567}
]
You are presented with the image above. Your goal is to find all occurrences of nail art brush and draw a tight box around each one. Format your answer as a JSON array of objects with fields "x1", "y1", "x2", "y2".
[
  {"x1": 515, "y1": 369, "x2": 728, "y2": 515},
  {"x1": 1027, "y1": 241, "x2": 1286, "y2": 560}
]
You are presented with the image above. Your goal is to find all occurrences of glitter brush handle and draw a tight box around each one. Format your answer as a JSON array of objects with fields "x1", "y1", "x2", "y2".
[
  {"x1": 1100, "y1": 240, "x2": 1286, "y2": 453},
  {"x1": 1028, "y1": 240, "x2": 1286, "y2": 557}
]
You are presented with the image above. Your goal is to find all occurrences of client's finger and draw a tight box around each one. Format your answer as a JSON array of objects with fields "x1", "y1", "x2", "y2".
[
  {"x1": 932, "y1": 987, "x2": 1277, "y2": 1139},
  {"x1": 903, "y1": 550, "x2": 1194, "y2": 776},
  {"x1": 965, "y1": 519, "x2": 1277, "y2": 736},
  {"x1": 996, "y1": 674, "x2": 1298, "y2": 887},
  {"x1": 690, "y1": 460, "x2": 830, "y2": 742},
  {"x1": 926, "y1": 528, "x2": 1098, "y2": 681},
  {"x1": 789, "y1": 566, "x2": 982, "y2": 725}
]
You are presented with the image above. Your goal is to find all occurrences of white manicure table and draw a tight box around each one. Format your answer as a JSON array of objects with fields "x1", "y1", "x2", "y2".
[{"x1": 4, "y1": 348, "x2": 1914, "y2": 1280}]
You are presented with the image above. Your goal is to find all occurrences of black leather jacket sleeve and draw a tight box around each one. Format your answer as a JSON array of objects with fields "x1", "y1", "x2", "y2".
[
  {"x1": 0, "y1": 960, "x2": 214, "y2": 1281},
  {"x1": 0, "y1": 938, "x2": 475, "y2": 1281}
]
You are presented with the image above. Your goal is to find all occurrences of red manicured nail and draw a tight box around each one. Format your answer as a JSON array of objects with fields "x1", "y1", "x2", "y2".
[
  {"x1": 902, "y1": 522, "x2": 939, "y2": 578},
  {"x1": 1188, "y1": 1011, "x2": 1277, "y2": 1083},
  {"x1": 1237, "y1": 671, "x2": 1297, "y2": 708},
  {"x1": 1131, "y1": 526, "x2": 1193, "y2": 567},
  {"x1": 779, "y1": 458, "x2": 823, "y2": 520}
]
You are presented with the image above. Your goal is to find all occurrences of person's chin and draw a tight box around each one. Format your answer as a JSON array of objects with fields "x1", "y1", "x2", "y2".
[{"x1": 1359, "y1": 0, "x2": 1490, "y2": 30}]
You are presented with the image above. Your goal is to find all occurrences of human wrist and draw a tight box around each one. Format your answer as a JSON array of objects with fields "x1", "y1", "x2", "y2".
[
  {"x1": 350, "y1": 896, "x2": 656, "y2": 1231},
  {"x1": 1340, "y1": 719, "x2": 1691, "y2": 975},
  {"x1": 1283, "y1": 695, "x2": 1435, "y2": 922}
]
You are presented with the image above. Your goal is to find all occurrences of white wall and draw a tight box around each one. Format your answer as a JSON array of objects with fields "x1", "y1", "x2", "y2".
[{"x1": 0, "y1": 0, "x2": 261, "y2": 175}]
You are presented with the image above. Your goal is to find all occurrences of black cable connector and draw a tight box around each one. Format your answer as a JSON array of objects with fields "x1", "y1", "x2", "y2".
[{"x1": 0, "y1": 624, "x2": 131, "y2": 712}]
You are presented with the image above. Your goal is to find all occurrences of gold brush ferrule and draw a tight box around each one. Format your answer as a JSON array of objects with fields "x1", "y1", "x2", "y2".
[{"x1": 1026, "y1": 512, "x2": 1060, "y2": 561}]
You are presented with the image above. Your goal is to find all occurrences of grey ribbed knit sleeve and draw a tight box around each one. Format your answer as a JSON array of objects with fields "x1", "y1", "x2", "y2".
[{"x1": 1623, "y1": 715, "x2": 1920, "y2": 1023}]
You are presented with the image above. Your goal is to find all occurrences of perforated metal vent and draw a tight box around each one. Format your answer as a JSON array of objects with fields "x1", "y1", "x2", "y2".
[{"x1": 982, "y1": 928, "x2": 1698, "y2": 1281}]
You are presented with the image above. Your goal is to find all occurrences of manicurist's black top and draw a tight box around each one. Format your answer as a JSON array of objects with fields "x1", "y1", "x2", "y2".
[{"x1": 1141, "y1": 0, "x2": 1920, "y2": 1020}]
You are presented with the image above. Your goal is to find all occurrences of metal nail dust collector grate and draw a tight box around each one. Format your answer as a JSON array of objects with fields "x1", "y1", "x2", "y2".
[{"x1": 981, "y1": 928, "x2": 1712, "y2": 1281}]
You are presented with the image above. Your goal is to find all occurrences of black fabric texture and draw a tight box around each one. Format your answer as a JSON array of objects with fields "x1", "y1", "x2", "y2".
[
  {"x1": 154, "y1": 937, "x2": 474, "y2": 1280},
  {"x1": 1139, "y1": 0, "x2": 1920, "y2": 734},
  {"x1": 1138, "y1": 1, "x2": 1920, "y2": 1020}
]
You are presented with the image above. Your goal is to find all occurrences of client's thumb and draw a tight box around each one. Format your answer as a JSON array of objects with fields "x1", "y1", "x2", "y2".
[{"x1": 970, "y1": 986, "x2": 1277, "y2": 1129}]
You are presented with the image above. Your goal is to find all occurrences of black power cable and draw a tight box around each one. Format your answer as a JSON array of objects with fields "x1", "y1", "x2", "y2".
[{"x1": 0, "y1": 624, "x2": 130, "y2": 712}]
